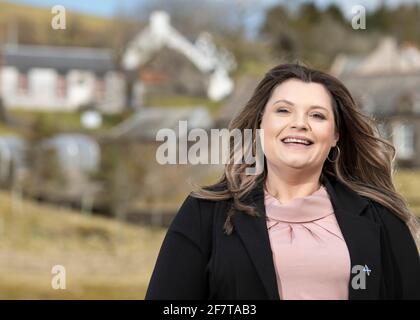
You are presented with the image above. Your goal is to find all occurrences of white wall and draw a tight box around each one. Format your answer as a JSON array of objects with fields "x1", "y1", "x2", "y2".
[
  {"x1": 28, "y1": 68, "x2": 58, "y2": 109},
  {"x1": 67, "y1": 70, "x2": 96, "y2": 110},
  {"x1": 100, "y1": 72, "x2": 126, "y2": 114},
  {"x1": 0, "y1": 67, "x2": 19, "y2": 106},
  {"x1": 392, "y1": 121, "x2": 415, "y2": 160},
  {"x1": 0, "y1": 66, "x2": 126, "y2": 113}
]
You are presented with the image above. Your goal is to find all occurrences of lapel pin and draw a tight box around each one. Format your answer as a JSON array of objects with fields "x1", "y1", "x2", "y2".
[{"x1": 363, "y1": 264, "x2": 371, "y2": 276}]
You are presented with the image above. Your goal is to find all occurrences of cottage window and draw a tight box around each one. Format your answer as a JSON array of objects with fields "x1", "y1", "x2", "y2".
[
  {"x1": 392, "y1": 122, "x2": 415, "y2": 160},
  {"x1": 57, "y1": 75, "x2": 67, "y2": 99},
  {"x1": 95, "y1": 78, "x2": 105, "y2": 101},
  {"x1": 17, "y1": 73, "x2": 29, "y2": 96},
  {"x1": 377, "y1": 122, "x2": 388, "y2": 139}
]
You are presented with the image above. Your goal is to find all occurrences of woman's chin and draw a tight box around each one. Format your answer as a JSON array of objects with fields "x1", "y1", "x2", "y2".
[{"x1": 277, "y1": 158, "x2": 312, "y2": 170}]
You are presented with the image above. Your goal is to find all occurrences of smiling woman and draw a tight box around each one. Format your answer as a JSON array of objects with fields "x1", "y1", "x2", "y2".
[
  {"x1": 260, "y1": 79, "x2": 339, "y2": 201},
  {"x1": 146, "y1": 63, "x2": 420, "y2": 300}
]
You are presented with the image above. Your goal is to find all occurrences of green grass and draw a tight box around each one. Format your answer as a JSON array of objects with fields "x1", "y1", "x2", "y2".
[
  {"x1": 238, "y1": 60, "x2": 273, "y2": 77},
  {"x1": 7, "y1": 109, "x2": 132, "y2": 138},
  {"x1": 0, "y1": 1, "x2": 114, "y2": 47},
  {"x1": 146, "y1": 95, "x2": 225, "y2": 116},
  {"x1": 0, "y1": 122, "x2": 22, "y2": 135},
  {"x1": 0, "y1": 1, "x2": 112, "y2": 28}
]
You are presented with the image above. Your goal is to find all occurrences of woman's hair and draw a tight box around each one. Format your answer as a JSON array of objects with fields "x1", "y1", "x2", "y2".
[{"x1": 191, "y1": 63, "x2": 420, "y2": 242}]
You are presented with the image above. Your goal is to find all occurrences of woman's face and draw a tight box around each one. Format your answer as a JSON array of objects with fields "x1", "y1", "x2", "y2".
[{"x1": 260, "y1": 78, "x2": 339, "y2": 173}]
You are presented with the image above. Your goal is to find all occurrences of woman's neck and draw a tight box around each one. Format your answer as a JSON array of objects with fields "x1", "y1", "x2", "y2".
[{"x1": 264, "y1": 166, "x2": 322, "y2": 204}]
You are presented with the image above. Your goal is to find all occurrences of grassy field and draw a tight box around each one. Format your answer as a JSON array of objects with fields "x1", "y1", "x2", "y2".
[
  {"x1": 0, "y1": 1, "x2": 114, "y2": 47},
  {"x1": 7, "y1": 109, "x2": 132, "y2": 135},
  {"x1": 0, "y1": 190, "x2": 166, "y2": 299},
  {"x1": 0, "y1": 168, "x2": 419, "y2": 299},
  {"x1": 146, "y1": 95, "x2": 225, "y2": 116},
  {"x1": 393, "y1": 169, "x2": 420, "y2": 217}
]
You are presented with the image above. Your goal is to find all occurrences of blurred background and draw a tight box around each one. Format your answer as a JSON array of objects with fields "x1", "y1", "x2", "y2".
[{"x1": 0, "y1": 0, "x2": 419, "y2": 299}]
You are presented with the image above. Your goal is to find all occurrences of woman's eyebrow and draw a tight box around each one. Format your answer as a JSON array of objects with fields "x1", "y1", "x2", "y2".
[
  {"x1": 272, "y1": 99, "x2": 329, "y2": 112},
  {"x1": 310, "y1": 105, "x2": 329, "y2": 112},
  {"x1": 272, "y1": 99, "x2": 294, "y2": 106}
]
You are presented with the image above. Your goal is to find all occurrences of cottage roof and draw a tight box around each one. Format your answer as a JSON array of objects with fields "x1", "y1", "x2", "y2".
[
  {"x1": 330, "y1": 37, "x2": 420, "y2": 77},
  {"x1": 341, "y1": 73, "x2": 420, "y2": 116},
  {"x1": 110, "y1": 106, "x2": 214, "y2": 140},
  {"x1": 1, "y1": 44, "x2": 116, "y2": 75}
]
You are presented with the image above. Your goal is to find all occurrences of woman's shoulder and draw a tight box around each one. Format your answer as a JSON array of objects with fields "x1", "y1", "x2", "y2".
[
  {"x1": 364, "y1": 198, "x2": 418, "y2": 245},
  {"x1": 188, "y1": 182, "x2": 231, "y2": 205},
  {"x1": 364, "y1": 198, "x2": 407, "y2": 226},
  {"x1": 200, "y1": 181, "x2": 229, "y2": 193},
  {"x1": 166, "y1": 188, "x2": 230, "y2": 248},
  {"x1": 171, "y1": 184, "x2": 230, "y2": 227}
]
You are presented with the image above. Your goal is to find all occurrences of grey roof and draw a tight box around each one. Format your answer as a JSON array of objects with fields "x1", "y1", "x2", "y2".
[
  {"x1": 42, "y1": 133, "x2": 100, "y2": 173},
  {"x1": 340, "y1": 73, "x2": 420, "y2": 116},
  {"x1": 110, "y1": 106, "x2": 214, "y2": 140},
  {"x1": 338, "y1": 56, "x2": 364, "y2": 76},
  {"x1": 0, "y1": 135, "x2": 27, "y2": 165},
  {"x1": 1, "y1": 44, "x2": 117, "y2": 75},
  {"x1": 331, "y1": 38, "x2": 420, "y2": 77}
]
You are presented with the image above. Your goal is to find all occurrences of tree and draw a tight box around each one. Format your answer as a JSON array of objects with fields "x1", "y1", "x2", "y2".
[
  {"x1": 259, "y1": 5, "x2": 297, "y2": 58},
  {"x1": 258, "y1": 1, "x2": 416, "y2": 70},
  {"x1": 324, "y1": 4, "x2": 345, "y2": 25}
]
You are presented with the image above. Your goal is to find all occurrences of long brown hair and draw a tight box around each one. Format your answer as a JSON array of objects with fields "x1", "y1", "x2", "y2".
[{"x1": 191, "y1": 63, "x2": 419, "y2": 242}]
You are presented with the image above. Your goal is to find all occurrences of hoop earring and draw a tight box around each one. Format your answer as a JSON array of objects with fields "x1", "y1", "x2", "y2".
[{"x1": 327, "y1": 146, "x2": 340, "y2": 162}]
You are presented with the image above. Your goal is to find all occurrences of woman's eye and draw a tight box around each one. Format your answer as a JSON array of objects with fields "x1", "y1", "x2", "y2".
[
  {"x1": 274, "y1": 108, "x2": 325, "y2": 119},
  {"x1": 311, "y1": 113, "x2": 326, "y2": 119}
]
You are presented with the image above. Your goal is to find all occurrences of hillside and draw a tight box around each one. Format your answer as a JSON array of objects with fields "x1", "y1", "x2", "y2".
[
  {"x1": 0, "y1": 190, "x2": 165, "y2": 299},
  {"x1": 0, "y1": 1, "x2": 137, "y2": 48},
  {"x1": 0, "y1": 167, "x2": 419, "y2": 298}
]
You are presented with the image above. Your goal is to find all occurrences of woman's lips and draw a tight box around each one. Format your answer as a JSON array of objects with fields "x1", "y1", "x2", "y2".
[{"x1": 281, "y1": 141, "x2": 314, "y2": 149}]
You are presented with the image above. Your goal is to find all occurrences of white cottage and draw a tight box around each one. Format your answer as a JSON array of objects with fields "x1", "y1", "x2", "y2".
[
  {"x1": 0, "y1": 44, "x2": 126, "y2": 114},
  {"x1": 330, "y1": 37, "x2": 420, "y2": 167},
  {"x1": 122, "y1": 11, "x2": 236, "y2": 107}
]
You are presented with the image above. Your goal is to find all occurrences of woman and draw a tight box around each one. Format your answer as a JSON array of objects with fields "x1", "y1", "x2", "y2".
[{"x1": 145, "y1": 63, "x2": 420, "y2": 300}]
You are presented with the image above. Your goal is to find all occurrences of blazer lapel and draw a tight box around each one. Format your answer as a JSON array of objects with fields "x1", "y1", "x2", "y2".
[
  {"x1": 233, "y1": 179, "x2": 280, "y2": 300},
  {"x1": 323, "y1": 175, "x2": 382, "y2": 300},
  {"x1": 233, "y1": 174, "x2": 382, "y2": 300}
]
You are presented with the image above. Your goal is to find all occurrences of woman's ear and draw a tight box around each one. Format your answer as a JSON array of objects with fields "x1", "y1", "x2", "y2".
[{"x1": 333, "y1": 131, "x2": 339, "y2": 147}]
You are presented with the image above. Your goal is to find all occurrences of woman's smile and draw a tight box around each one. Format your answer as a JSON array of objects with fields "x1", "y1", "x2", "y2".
[{"x1": 280, "y1": 139, "x2": 315, "y2": 149}]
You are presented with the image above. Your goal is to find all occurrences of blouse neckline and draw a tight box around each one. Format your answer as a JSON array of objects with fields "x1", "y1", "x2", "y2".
[{"x1": 264, "y1": 185, "x2": 334, "y2": 223}]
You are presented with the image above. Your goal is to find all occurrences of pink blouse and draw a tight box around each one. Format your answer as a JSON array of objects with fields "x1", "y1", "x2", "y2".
[{"x1": 264, "y1": 185, "x2": 351, "y2": 300}]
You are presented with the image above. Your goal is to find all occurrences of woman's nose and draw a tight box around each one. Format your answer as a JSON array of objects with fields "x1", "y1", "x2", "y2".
[{"x1": 290, "y1": 114, "x2": 309, "y2": 130}]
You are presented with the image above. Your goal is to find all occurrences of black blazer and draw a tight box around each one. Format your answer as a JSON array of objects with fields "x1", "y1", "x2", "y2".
[{"x1": 145, "y1": 174, "x2": 420, "y2": 300}]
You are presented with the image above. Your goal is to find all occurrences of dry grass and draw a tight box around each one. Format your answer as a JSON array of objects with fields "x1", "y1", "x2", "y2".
[
  {"x1": 0, "y1": 1, "x2": 113, "y2": 45},
  {"x1": 394, "y1": 168, "x2": 420, "y2": 217},
  {"x1": 0, "y1": 168, "x2": 419, "y2": 299},
  {"x1": 0, "y1": 190, "x2": 166, "y2": 299}
]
